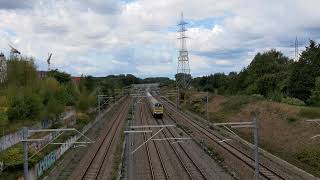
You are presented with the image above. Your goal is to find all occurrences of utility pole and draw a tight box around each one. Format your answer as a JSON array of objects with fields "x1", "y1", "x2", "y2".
[
  {"x1": 176, "y1": 86, "x2": 179, "y2": 109},
  {"x1": 22, "y1": 127, "x2": 29, "y2": 180},
  {"x1": 206, "y1": 92, "x2": 209, "y2": 120},
  {"x1": 213, "y1": 112, "x2": 260, "y2": 180},
  {"x1": 253, "y1": 113, "x2": 259, "y2": 180},
  {"x1": 22, "y1": 128, "x2": 93, "y2": 180}
]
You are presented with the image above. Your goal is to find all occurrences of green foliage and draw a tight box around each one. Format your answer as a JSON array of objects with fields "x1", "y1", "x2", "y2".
[
  {"x1": 192, "y1": 49, "x2": 292, "y2": 98},
  {"x1": 192, "y1": 73, "x2": 230, "y2": 94},
  {"x1": 0, "y1": 111, "x2": 8, "y2": 126},
  {"x1": 269, "y1": 92, "x2": 283, "y2": 102},
  {"x1": 288, "y1": 40, "x2": 320, "y2": 101},
  {"x1": 209, "y1": 112, "x2": 227, "y2": 122},
  {"x1": 77, "y1": 113, "x2": 90, "y2": 126},
  {"x1": 77, "y1": 94, "x2": 95, "y2": 112},
  {"x1": 281, "y1": 97, "x2": 306, "y2": 106},
  {"x1": 287, "y1": 116, "x2": 298, "y2": 123},
  {"x1": 0, "y1": 146, "x2": 23, "y2": 167},
  {"x1": 7, "y1": 57, "x2": 38, "y2": 87},
  {"x1": 48, "y1": 69, "x2": 71, "y2": 84},
  {"x1": 295, "y1": 144, "x2": 320, "y2": 171},
  {"x1": 7, "y1": 88, "x2": 43, "y2": 122},
  {"x1": 222, "y1": 95, "x2": 263, "y2": 112},
  {"x1": 175, "y1": 73, "x2": 192, "y2": 89},
  {"x1": 46, "y1": 97, "x2": 64, "y2": 122},
  {"x1": 308, "y1": 77, "x2": 320, "y2": 106},
  {"x1": 298, "y1": 108, "x2": 320, "y2": 119}
]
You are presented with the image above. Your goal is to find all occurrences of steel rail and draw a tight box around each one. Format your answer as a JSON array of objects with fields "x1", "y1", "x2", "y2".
[
  {"x1": 79, "y1": 100, "x2": 130, "y2": 180},
  {"x1": 162, "y1": 98, "x2": 285, "y2": 180}
]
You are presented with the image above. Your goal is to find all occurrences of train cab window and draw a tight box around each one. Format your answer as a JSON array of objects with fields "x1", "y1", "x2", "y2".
[{"x1": 155, "y1": 103, "x2": 162, "y2": 107}]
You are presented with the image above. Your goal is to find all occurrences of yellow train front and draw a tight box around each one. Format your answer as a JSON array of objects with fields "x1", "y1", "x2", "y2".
[{"x1": 147, "y1": 92, "x2": 164, "y2": 119}]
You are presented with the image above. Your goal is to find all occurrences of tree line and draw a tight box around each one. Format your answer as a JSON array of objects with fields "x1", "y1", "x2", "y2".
[{"x1": 192, "y1": 40, "x2": 320, "y2": 106}]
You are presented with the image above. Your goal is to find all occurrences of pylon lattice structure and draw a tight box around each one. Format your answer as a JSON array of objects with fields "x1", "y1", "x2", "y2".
[
  {"x1": 294, "y1": 36, "x2": 299, "y2": 61},
  {"x1": 176, "y1": 12, "x2": 191, "y2": 89},
  {"x1": 0, "y1": 52, "x2": 7, "y2": 84}
]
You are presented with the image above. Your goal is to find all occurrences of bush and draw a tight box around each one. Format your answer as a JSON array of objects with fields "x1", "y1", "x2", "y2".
[
  {"x1": 282, "y1": 97, "x2": 306, "y2": 106},
  {"x1": 0, "y1": 146, "x2": 23, "y2": 168},
  {"x1": 7, "y1": 89, "x2": 43, "y2": 122},
  {"x1": 269, "y1": 92, "x2": 283, "y2": 102},
  {"x1": 287, "y1": 116, "x2": 298, "y2": 123},
  {"x1": 0, "y1": 111, "x2": 8, "y2": 126},
  {"x1": 77, "y1": 113, "x2": 90, "y2": 125},
  {"x1": 295, "y1": 144, "x2": 320, "y2": 170},
  {"x1": 222, "y1": 95, "x2": 262, "y2": 112},
  {"x1": 299, "y1": 108, "x2": 320, "y2": 119},
  {"x1": 209, "y1": 112, "x2": 227, "y2": 122},
  {"x1": 251, "y1": 94, "x2": 264, "y2": 99}
]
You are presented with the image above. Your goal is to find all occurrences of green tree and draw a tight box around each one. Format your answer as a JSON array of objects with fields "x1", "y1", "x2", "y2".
[
  {"x1": 48, "y1": 69, "x2": 71, "y2": 84},
  {"x1": 308, "y1": 77, "x2": 320, "y2": 106},
  {"x1": 7, "y1": 88, "x2": 43, "y2": 123},
  {"x1": 46, "y1": 97, "x2": 64, "y2": 123},
  {"x1": 7, "y1": 57, "x2": 38, "y2": 87},
  {"x1": 288, "y1": 40, "x2": 320, "y2": 101}
]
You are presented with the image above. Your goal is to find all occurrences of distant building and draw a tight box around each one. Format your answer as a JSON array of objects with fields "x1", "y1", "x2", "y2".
[
  {"x1": 0, "y1": 53, "x2": 7, "y2": 84},
  {"x1": 37, "y1": 71, "x2": 48, "y2": 79},
  {"x1": 72, "y1": 77, "x2": 81, "y2": 85}
]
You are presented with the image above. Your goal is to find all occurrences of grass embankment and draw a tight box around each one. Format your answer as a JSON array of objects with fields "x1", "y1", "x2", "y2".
[{"x1": 182, "y1": 94, "x2": 320, "y2": 177}]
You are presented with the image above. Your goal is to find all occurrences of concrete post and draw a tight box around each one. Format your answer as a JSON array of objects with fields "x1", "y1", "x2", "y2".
[{"x1": 23, "y1": 127, "x2": 29, "y2": 180}]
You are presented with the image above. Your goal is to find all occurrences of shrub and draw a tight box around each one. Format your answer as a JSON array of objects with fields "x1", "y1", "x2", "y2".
[
  {"x1": 269, "y1": 92, "x2": 283, "y2": 102},
  {"x1": 299, "y1": 108, "x2": 320, "y2": 119},
  {"x1": 7, "y1": 89, "x2": 43, "y2": 122},
  {"x1": 251, "y1": 94, "x2": 264, "y2": 99},
  {"x1": 0, "y1": 146, "x2": 23, "y2": 168},
  {"x1": 295, "y1": 144, "x2": 320, "y2": 170},
  {"x1": 222, "y1": 95, "x2": 262, "y2": 112},
  {"x1": 282, "y1": 97, "x2": 306, "y2": 106},
  {"x1": 209, "y1": 112, "x2": 227, "y2": 122},
  {"x1": 287, "y1": 116, "x2": 298, "y2": 123},
  {"x1": 77, "y1": 113, "x2": 90, "y2": 125},
  {"x1": 0, "y1": 111, "x2": 8, "y2": 126}
]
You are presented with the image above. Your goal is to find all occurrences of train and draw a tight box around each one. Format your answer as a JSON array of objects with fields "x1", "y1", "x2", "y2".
[{"x1": 146, "y1": 92, "x2": 163, "y2": 119}]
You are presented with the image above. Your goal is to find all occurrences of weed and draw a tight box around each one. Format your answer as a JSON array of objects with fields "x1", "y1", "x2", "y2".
[
  {"x1": 282, "y1": 97, "x2": 306, "y2": 106},
  {"x1": 287, "y1": 116, "x2": 298, "y2": 123},
  {"x1": 209, "y1": 112, "x2": 227, "y2": 123},
  {"x1": 295, "y1": 144, "x2": 320, "y2": 171},
  {"x1": 298, "y1": 108, "x2": 320, "y2": 119},
  {"x1": 222, "y1": 95, "x2": 262, "y2": 113}
]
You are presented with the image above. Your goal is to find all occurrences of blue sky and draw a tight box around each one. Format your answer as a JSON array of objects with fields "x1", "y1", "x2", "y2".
[{"x1": 0, "y1": 0, "x2": 320, "y2": 78}]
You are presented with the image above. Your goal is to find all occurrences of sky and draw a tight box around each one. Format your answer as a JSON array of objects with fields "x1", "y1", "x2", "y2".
[{"x1": 0, "y1": 0, "x2": 320, "y2": 78}]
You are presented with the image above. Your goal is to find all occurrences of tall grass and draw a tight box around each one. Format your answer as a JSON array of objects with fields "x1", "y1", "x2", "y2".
[{"x1": 298, "y1": 108, "x2": 320, "y2": 119}]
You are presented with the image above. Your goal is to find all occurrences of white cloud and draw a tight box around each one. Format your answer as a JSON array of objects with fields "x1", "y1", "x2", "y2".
[{"x1": 0, "y1": 0, "x2": 320, "y2": 77}]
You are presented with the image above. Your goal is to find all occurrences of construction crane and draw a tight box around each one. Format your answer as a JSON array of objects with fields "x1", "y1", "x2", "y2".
[
  {"x1": 8, "y1": 44, "x2": 21, "y2": 60},
  {"x1": 47, "y1": 53, "x2": 52, "y2": 71}
]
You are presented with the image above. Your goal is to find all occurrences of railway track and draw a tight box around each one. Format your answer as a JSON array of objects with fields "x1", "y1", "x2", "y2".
[
  {"x1": 161, "y1": 98, "x2": 285, "y2": 180},
  {"x1": 142, "y1": 101, "x2": 208, "y2": 180},
  {"x1": 140, "y1": 103, "x2": 170, "y2": 180},
  {"x1": 70, "y1": 99, "x2": 130, "y2": 180}
]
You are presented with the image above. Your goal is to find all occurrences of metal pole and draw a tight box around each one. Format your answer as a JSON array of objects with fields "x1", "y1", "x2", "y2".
[
  {"x1": 176, "y1": 87, "x2": 179, "y2": 110},
  {"x1": 132, "y1": 98, "x2": 134, "y2": 121},
  {"x1": 98, "y1": 97, "x2": 100, "y2": 117},
  {"x1": 23, "y1": 127, "x2": 29, "y2": 180},
  {"x1": 253, "y1": 113, "x2": 259, "y2": 180},
  {"x1": 206, "y1": 92, "x2": 209, "y2": 120}
]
